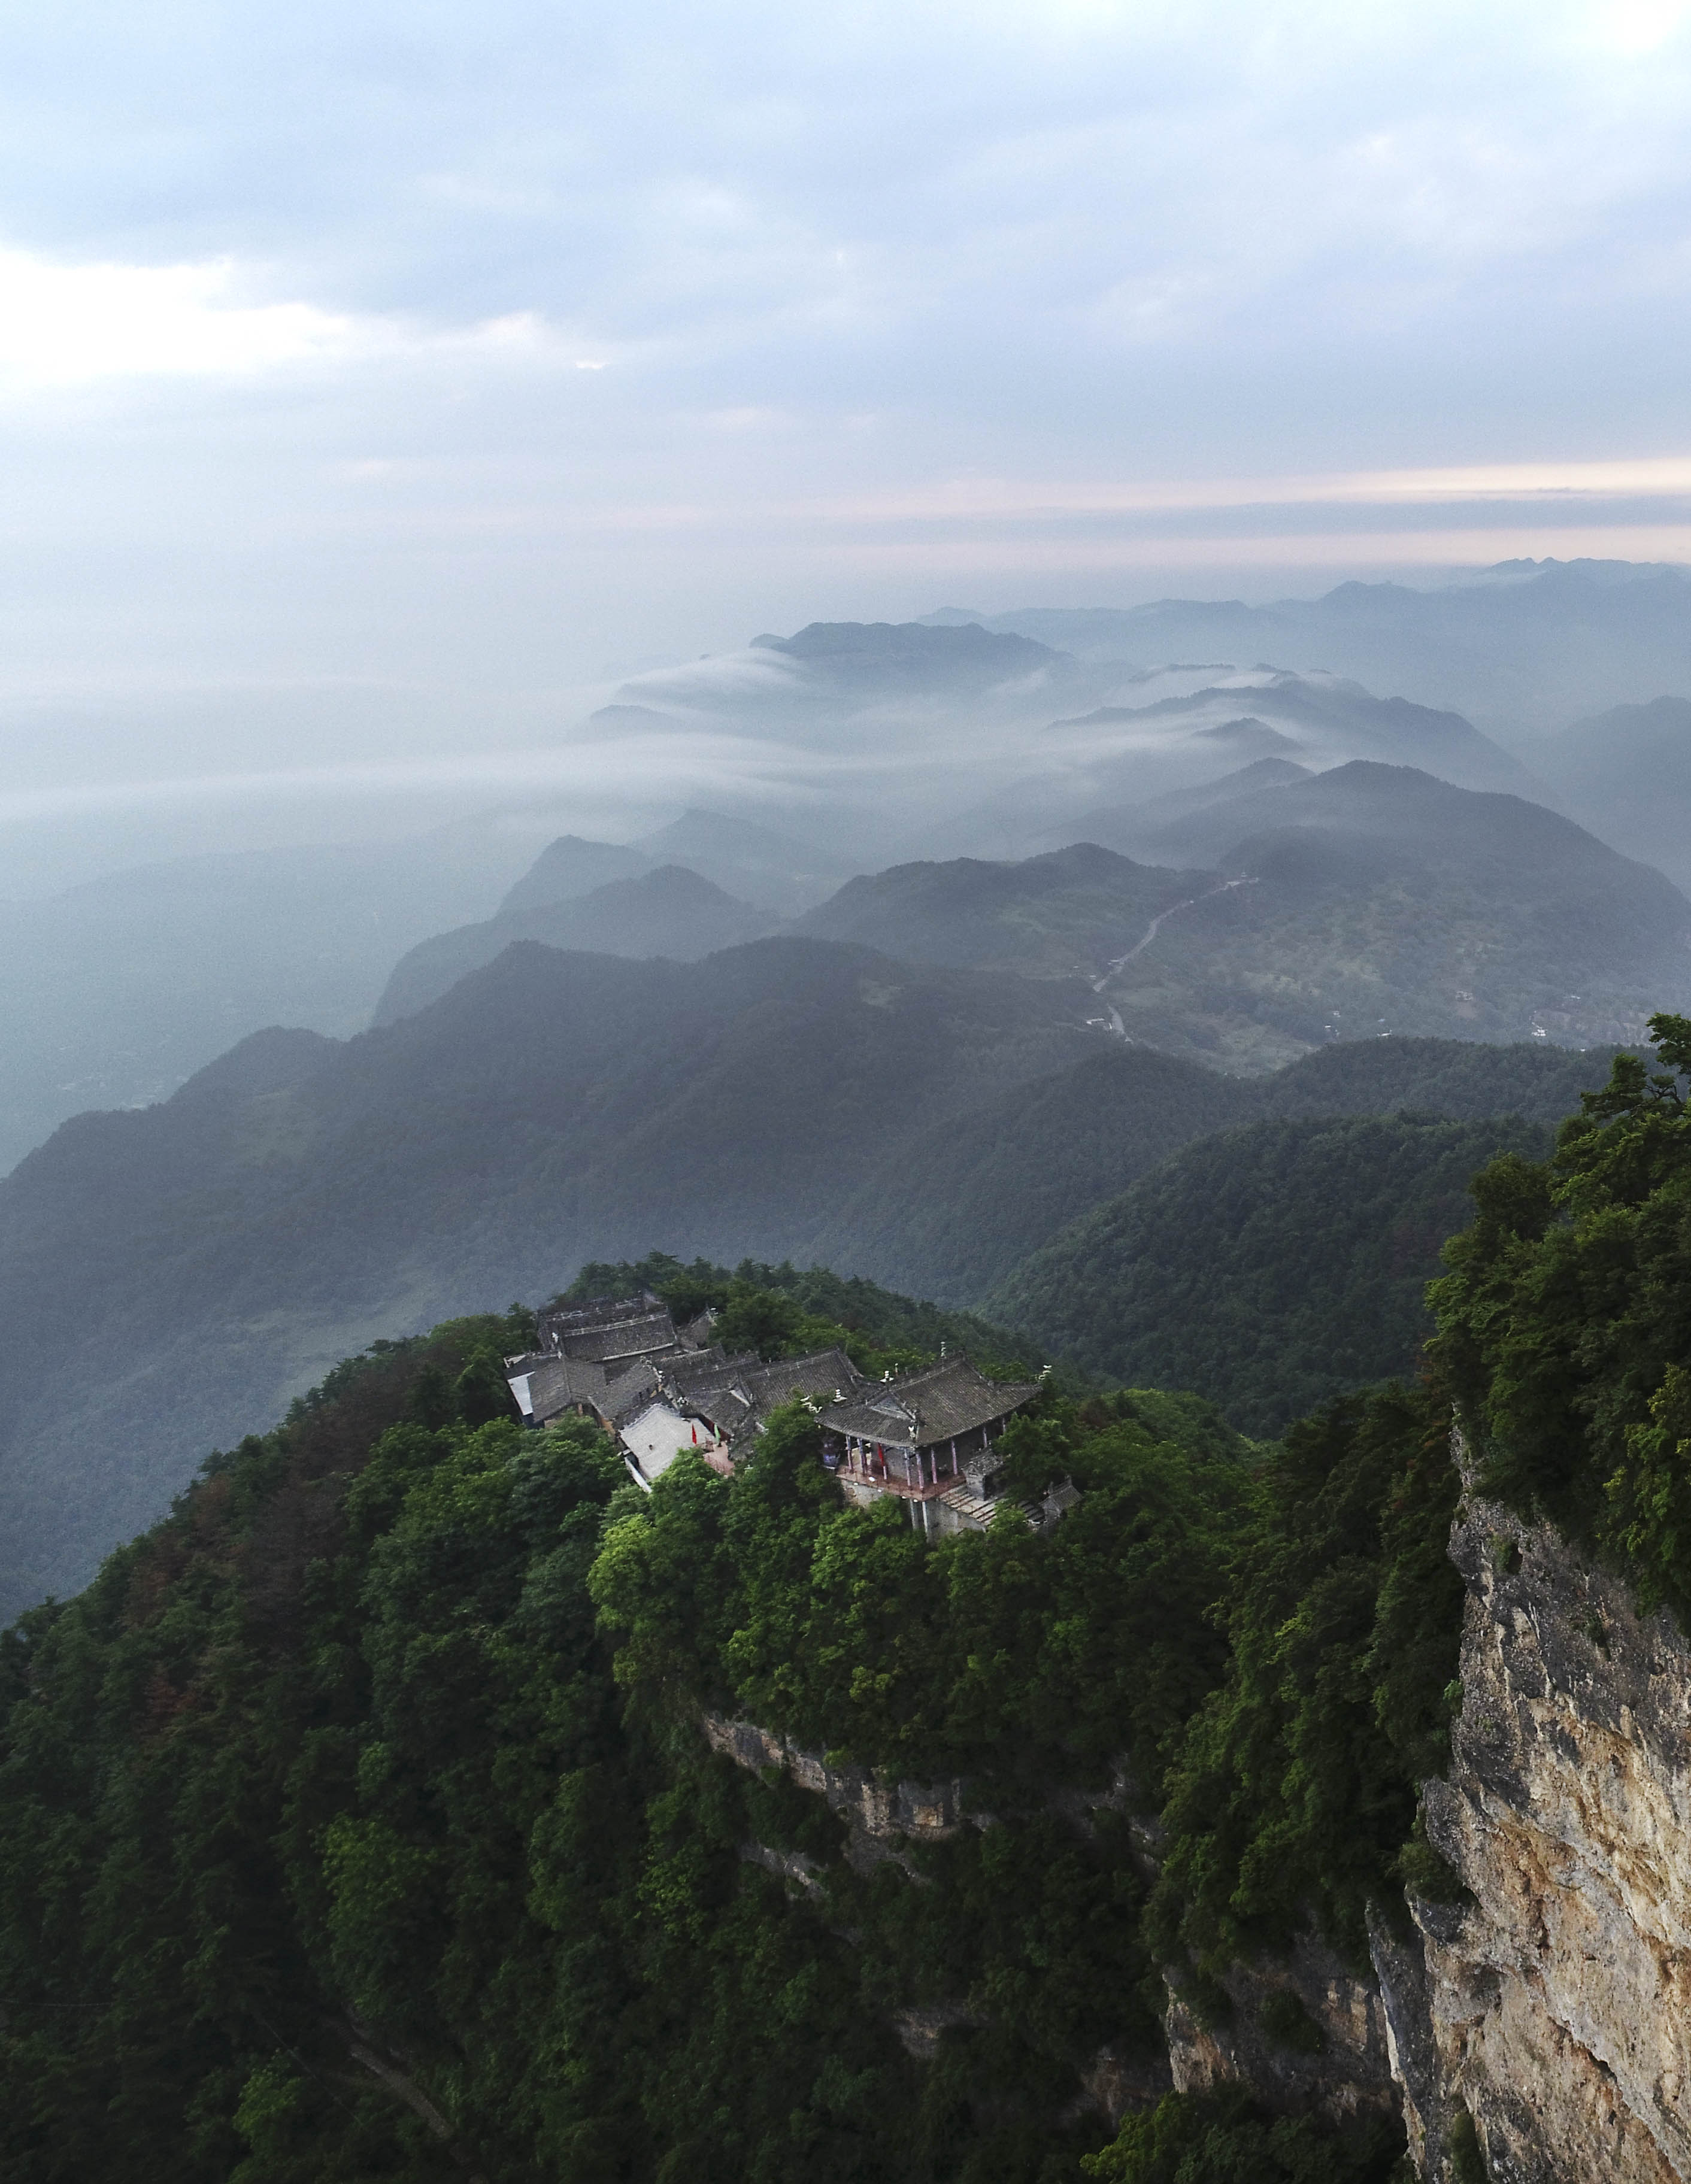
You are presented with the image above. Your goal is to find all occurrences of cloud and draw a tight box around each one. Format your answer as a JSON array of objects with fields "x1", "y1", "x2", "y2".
[
  {"x1": 2, "y1": 0, "x2": 1691, "y2": 863},
  {"x1": 0, "y1": 245, "x2": 562, "y2": 388}
]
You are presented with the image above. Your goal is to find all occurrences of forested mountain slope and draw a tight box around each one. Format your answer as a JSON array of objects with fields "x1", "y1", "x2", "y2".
[
  {"x1": 0, "y1": 941, "x2": 1617, "y2": 1616},
  {"x1": 989, "y1": 1112, "x2": 1551, "y2": 1432},
  {"x1": 0, "y1": 1300, "x2": 1411, "y2": 2184},
  {"x1": 372, "y1": 865, "x2": 779, "y2": 1025},
  {"x1": 802, "y1": 1035, "x2": 1611, "y2": 1306}
]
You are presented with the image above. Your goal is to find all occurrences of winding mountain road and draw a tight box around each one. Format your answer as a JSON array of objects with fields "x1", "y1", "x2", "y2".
[{"x1": 1093, "y1": 875, "x2": 1257, "y2": 990}]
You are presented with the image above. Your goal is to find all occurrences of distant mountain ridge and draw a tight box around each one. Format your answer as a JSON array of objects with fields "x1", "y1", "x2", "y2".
[
  {"x1": 796, "y1": 842, "x2": 1208, "y2": 978},
  {"x1": 750, "y1": 618, "x2": 1060, "y2": 687},
  {"x1": 377, "y1": 759, "x2": 1690, "y2": 1064},
  {"x1": 373, "y1": 864, "x2": 780, "y2": 1025},
  {"x1": 589, "y1": 618, "x2": 1097, "y2": 753},
  {"x1": 0, "y1": 917, "x2": 1622, "y2": 1616},
  {"x1": 924, "y1": 560, "x2": 1691, "y2": 739}
]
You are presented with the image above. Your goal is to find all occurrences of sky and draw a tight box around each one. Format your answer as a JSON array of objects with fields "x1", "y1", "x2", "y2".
[{"x1": 5, "y1": 0, "x2": 1691, "y2": 872}]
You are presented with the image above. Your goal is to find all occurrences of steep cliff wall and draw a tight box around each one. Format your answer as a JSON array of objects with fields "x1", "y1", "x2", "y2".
[
  {"x1": 710, "y1": 1444, "x2": 1691, "y2": 2182},
  {"x1": 1384, "y1": 1477, "x2": 1691, "y2": 2183}
]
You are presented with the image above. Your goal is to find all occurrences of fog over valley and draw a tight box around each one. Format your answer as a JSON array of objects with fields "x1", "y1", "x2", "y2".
[{"x1": 4, "y1": 567, "x2": 1688, "y2": 1174}]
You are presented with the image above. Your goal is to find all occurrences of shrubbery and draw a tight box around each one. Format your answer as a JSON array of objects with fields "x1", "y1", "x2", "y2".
[{"x1": 1431, "y1": 1012, "x2": 1691, "y2": 1620}]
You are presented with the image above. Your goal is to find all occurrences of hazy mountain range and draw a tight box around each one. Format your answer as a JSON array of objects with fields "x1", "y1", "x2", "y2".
[
  {"x1": 1, "y1": 568, "x2": 1687, "y2": 1612},
  {"x1": 0, "y1": 919, "x2": 1619, "y2": 1615},
  {"x1": 2, "y1": 573, "x2": 1686, "y2": 1178},
  {"x1": 924, "y1": 558, "x2": 1691, "y2": 748},
  {"x1": 380, "y1": 765, "x2": 1690, "y2": 1069}
]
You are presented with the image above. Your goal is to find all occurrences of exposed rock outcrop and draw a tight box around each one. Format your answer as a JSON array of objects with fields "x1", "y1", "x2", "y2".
[
  {"x1": 707, "y1": 1456, "x2": 1691, "y2": 2182},
  {"x1": 1392, "y1": 1476, "x2": 1691, "y2": 2182},
  {"x1": 702, "y1": 1711, "x2": 965, "y2": 1874},
  {"x1": 1163, "y1": 1932, "x2": 1399, "y2": 2131}
]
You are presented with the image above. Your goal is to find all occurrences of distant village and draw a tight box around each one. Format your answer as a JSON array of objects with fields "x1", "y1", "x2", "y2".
[{"x1": 503, "y1": 1293, "x2": 1077, "y2": 1534}]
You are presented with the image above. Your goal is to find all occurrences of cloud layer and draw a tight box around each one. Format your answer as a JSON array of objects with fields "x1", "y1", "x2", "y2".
[{"x1": 3, "y1": 0, "x2": 1691, "y2": 863}]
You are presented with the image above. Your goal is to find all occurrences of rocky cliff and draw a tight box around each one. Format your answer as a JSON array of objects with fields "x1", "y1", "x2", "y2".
[
  {"x1": 710, "y1": 1433, "x2": 1691, "y2": 2180},
  {"x1": 1374, "y1": 1455, "x2": 1691, "y2": 2182}
]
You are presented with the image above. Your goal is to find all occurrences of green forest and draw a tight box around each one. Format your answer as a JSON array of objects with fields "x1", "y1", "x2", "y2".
[
  {"x1": 2, "y1": 1023, "x2": 1689, "y2": 2182},
  {"x1": 992, "y1": 1112, "x2": 1552, "y2": 1431}
]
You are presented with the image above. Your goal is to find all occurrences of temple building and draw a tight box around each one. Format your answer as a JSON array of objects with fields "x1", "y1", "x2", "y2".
[
  {"x1": 820, "y1": 1353, "x2": 1047, "y2": 1535},
  {"x1": 506, "y1": 1294, "x2": 1067, "y2": 1529},
  {"x1": 505, "y1": 1291, "x2": 725, "y2": 1437}
]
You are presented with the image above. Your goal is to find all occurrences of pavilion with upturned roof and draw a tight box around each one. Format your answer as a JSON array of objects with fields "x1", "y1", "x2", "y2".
[{"x1": 820, "y1": 1354, "x2": 1044, "y2": 1531}]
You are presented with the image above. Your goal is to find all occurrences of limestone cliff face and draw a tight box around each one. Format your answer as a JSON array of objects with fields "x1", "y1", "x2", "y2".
[
  {"x1": 701, "y1": 1712, "x2": 966, "y2": 1871},
  {"x1": 1384, "y1": 1478, "x2": 1691, "y2": 2182},
  {"x1": 705, "y1": 1461, "x2": 1691, "y2": 2179},
  {"x1": 1162, "y1": 1933, "x2": 1400, "y2": 2130}
]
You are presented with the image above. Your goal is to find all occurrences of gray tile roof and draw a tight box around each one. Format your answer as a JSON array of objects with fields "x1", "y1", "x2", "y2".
[
  {"x1": 657, "y1": 1345, "x2": 761, "y2": 1396},
  {"x1": 554, "y1": 1310, "x2": 680, "y2": 1363},
  {"x1": 515, "y1": 1352, "x2": 660, "y2": 1427},
  {"x1": 826, "y1": 1355, "x2": 1041, "y2": 1452},
  {"x1": 682, "y1": 1346, "x2": 867, "y2": 1445},
  {"x1": 538, "y1": 1290, "x2": 663, "y2": 1340}
]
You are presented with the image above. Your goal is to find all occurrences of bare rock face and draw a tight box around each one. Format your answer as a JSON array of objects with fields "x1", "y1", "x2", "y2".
[
  {"x1": 702, "y1": 1711, "x2": 966, "y2": 1864},
  {"x1": 1163, "y1": 1932, "x2": 1400, "y2": 2128},
  {"x1": 1398, "y1": 1479, "x2": 1691, "y2": 2182}
]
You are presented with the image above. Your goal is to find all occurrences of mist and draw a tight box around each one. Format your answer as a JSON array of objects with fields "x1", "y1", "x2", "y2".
[{"x1": 0, "y1": 1, "x2": 1686, "y2": 887}]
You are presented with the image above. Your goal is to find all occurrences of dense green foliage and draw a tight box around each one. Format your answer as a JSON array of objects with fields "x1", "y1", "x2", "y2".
[
  {"x1": 993, "y1": 1113, "x2": 1550, "y2": 1433},
  {"x1": 593, "y1": 1390, "x2": 1250, "y2": 1793},
  {"x1": 1431, "y1": 1011, "x2": 1691, "y2": 1621},
  {"x1": 0, "y1": 1290, "x2": 1386, "y2": 2183},
  {"x1": 1145, "y1": 1384, "x2": 1465, "y2": 1986},
  {"x1": 1082, "y1": 2086, "x2": 1406, "y2": 2183},
  {"x1": 0, "y1": 1322, "x2": 1272, "y2": 2182},
  {"x1": 0, "y1": 1332, "x2": 1448, "y2": 2181}
]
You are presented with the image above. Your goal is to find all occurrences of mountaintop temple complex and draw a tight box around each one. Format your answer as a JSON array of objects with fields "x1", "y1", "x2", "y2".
[{"x1": 504, "y1": 1291, "x2": 1072, "y2": 1534}]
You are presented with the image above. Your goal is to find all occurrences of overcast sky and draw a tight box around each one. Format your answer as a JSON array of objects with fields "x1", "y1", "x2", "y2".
[{"x1": 5, "y1": 0, "x2": 1691, "y2": 862}]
